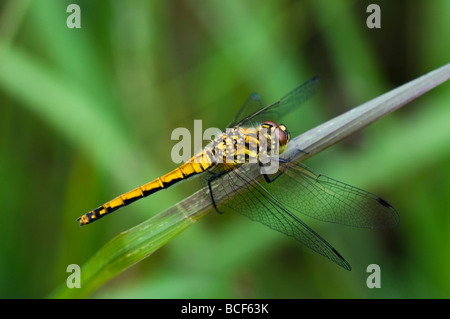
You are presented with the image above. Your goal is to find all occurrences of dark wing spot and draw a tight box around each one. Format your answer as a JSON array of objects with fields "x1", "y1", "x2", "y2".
[{"x1": 376, "y1": 197, "x2": 393, "y2": 208}]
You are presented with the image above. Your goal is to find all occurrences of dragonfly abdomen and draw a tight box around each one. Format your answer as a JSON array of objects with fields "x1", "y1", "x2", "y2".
[{"x1": 77, "y1": 151, "x2": 215, "y2": 226}]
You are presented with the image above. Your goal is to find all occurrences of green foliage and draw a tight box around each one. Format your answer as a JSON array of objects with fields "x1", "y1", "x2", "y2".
[{"x1": 0, "y1": 1, "x2": 448, "y2": 298}]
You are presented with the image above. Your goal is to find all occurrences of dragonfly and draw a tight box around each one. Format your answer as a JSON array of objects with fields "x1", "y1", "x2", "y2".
[{"x1": 77, "y1": 77, "x2": 399, "y2": 270}]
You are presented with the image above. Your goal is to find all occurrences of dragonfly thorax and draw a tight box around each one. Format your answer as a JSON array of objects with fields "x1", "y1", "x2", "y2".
[{"x1": 204, "y1": 121, "x2": 290, "y2": 166}]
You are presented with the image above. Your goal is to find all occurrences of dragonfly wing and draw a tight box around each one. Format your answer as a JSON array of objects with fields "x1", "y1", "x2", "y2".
[
  {"x1": 226, "y1": 92, "x2": 265, "y2": 128},
  {"x1": 263, "y1": 162, "x2": 400, "y2": 229},
  {"x1": 211, "y1": 164, "x2": 352, "y2": 270},
  {"x1": 230, "y1": 77, "x2": 321, "y2": 129}
]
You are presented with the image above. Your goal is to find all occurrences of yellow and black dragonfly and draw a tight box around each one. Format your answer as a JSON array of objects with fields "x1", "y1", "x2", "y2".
[{"x1": 78, "y1": 77, "x2": 399, "y2": 270}]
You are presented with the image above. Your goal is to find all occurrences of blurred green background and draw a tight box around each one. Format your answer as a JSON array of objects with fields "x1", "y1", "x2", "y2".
[{"x1": 0, "y1": 0, "x2": 449, "y2": 298}]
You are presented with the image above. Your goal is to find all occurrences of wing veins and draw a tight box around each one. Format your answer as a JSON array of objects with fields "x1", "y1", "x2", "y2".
[{"x1": 227, "y1": 167, "x2": 351, "y2": 270}]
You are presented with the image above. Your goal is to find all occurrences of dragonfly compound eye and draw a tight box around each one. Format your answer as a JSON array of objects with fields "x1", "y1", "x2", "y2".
[{"x1": 278, "y1": 124, "x2": 289, "y2": 147}]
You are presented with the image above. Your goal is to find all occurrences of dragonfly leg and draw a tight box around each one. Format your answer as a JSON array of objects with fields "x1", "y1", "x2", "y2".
[
  {"x1": 262, "y1": 148, "x2": 308, "y2": 183},
  {"x1": 208, "y1": 170, "x2": 228, "y2": 214},
  {"x1": 279, "y1": 148, "x2": 309, "y2": 163}
]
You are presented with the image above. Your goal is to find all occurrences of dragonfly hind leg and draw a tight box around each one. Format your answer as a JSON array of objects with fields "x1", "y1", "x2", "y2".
[
  {"x1": 207, "y1": 170, "x2": 229, "y2": 214},
  {"x1": 262, "y1": 148, "x2": 308, "y2": 183}
]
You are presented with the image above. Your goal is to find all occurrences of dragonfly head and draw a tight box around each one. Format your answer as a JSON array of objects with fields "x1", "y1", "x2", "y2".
[{"x1": 261, "y1": 121, "x2": 290, "y2": 154}]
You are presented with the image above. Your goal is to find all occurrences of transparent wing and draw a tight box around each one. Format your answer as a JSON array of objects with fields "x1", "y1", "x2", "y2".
[
  {"x1": 228, "y1": 77, "x2": 321, "y2": 129},
  {"x1": 226, "y1": 92, "x2": 265, "y2": 128},
  {"x1": 203, "y1": 160, "x2": 398, "y2": 270},
  {"x1": 263, "y1": 162, "x2": 399, "y2": 229}
]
